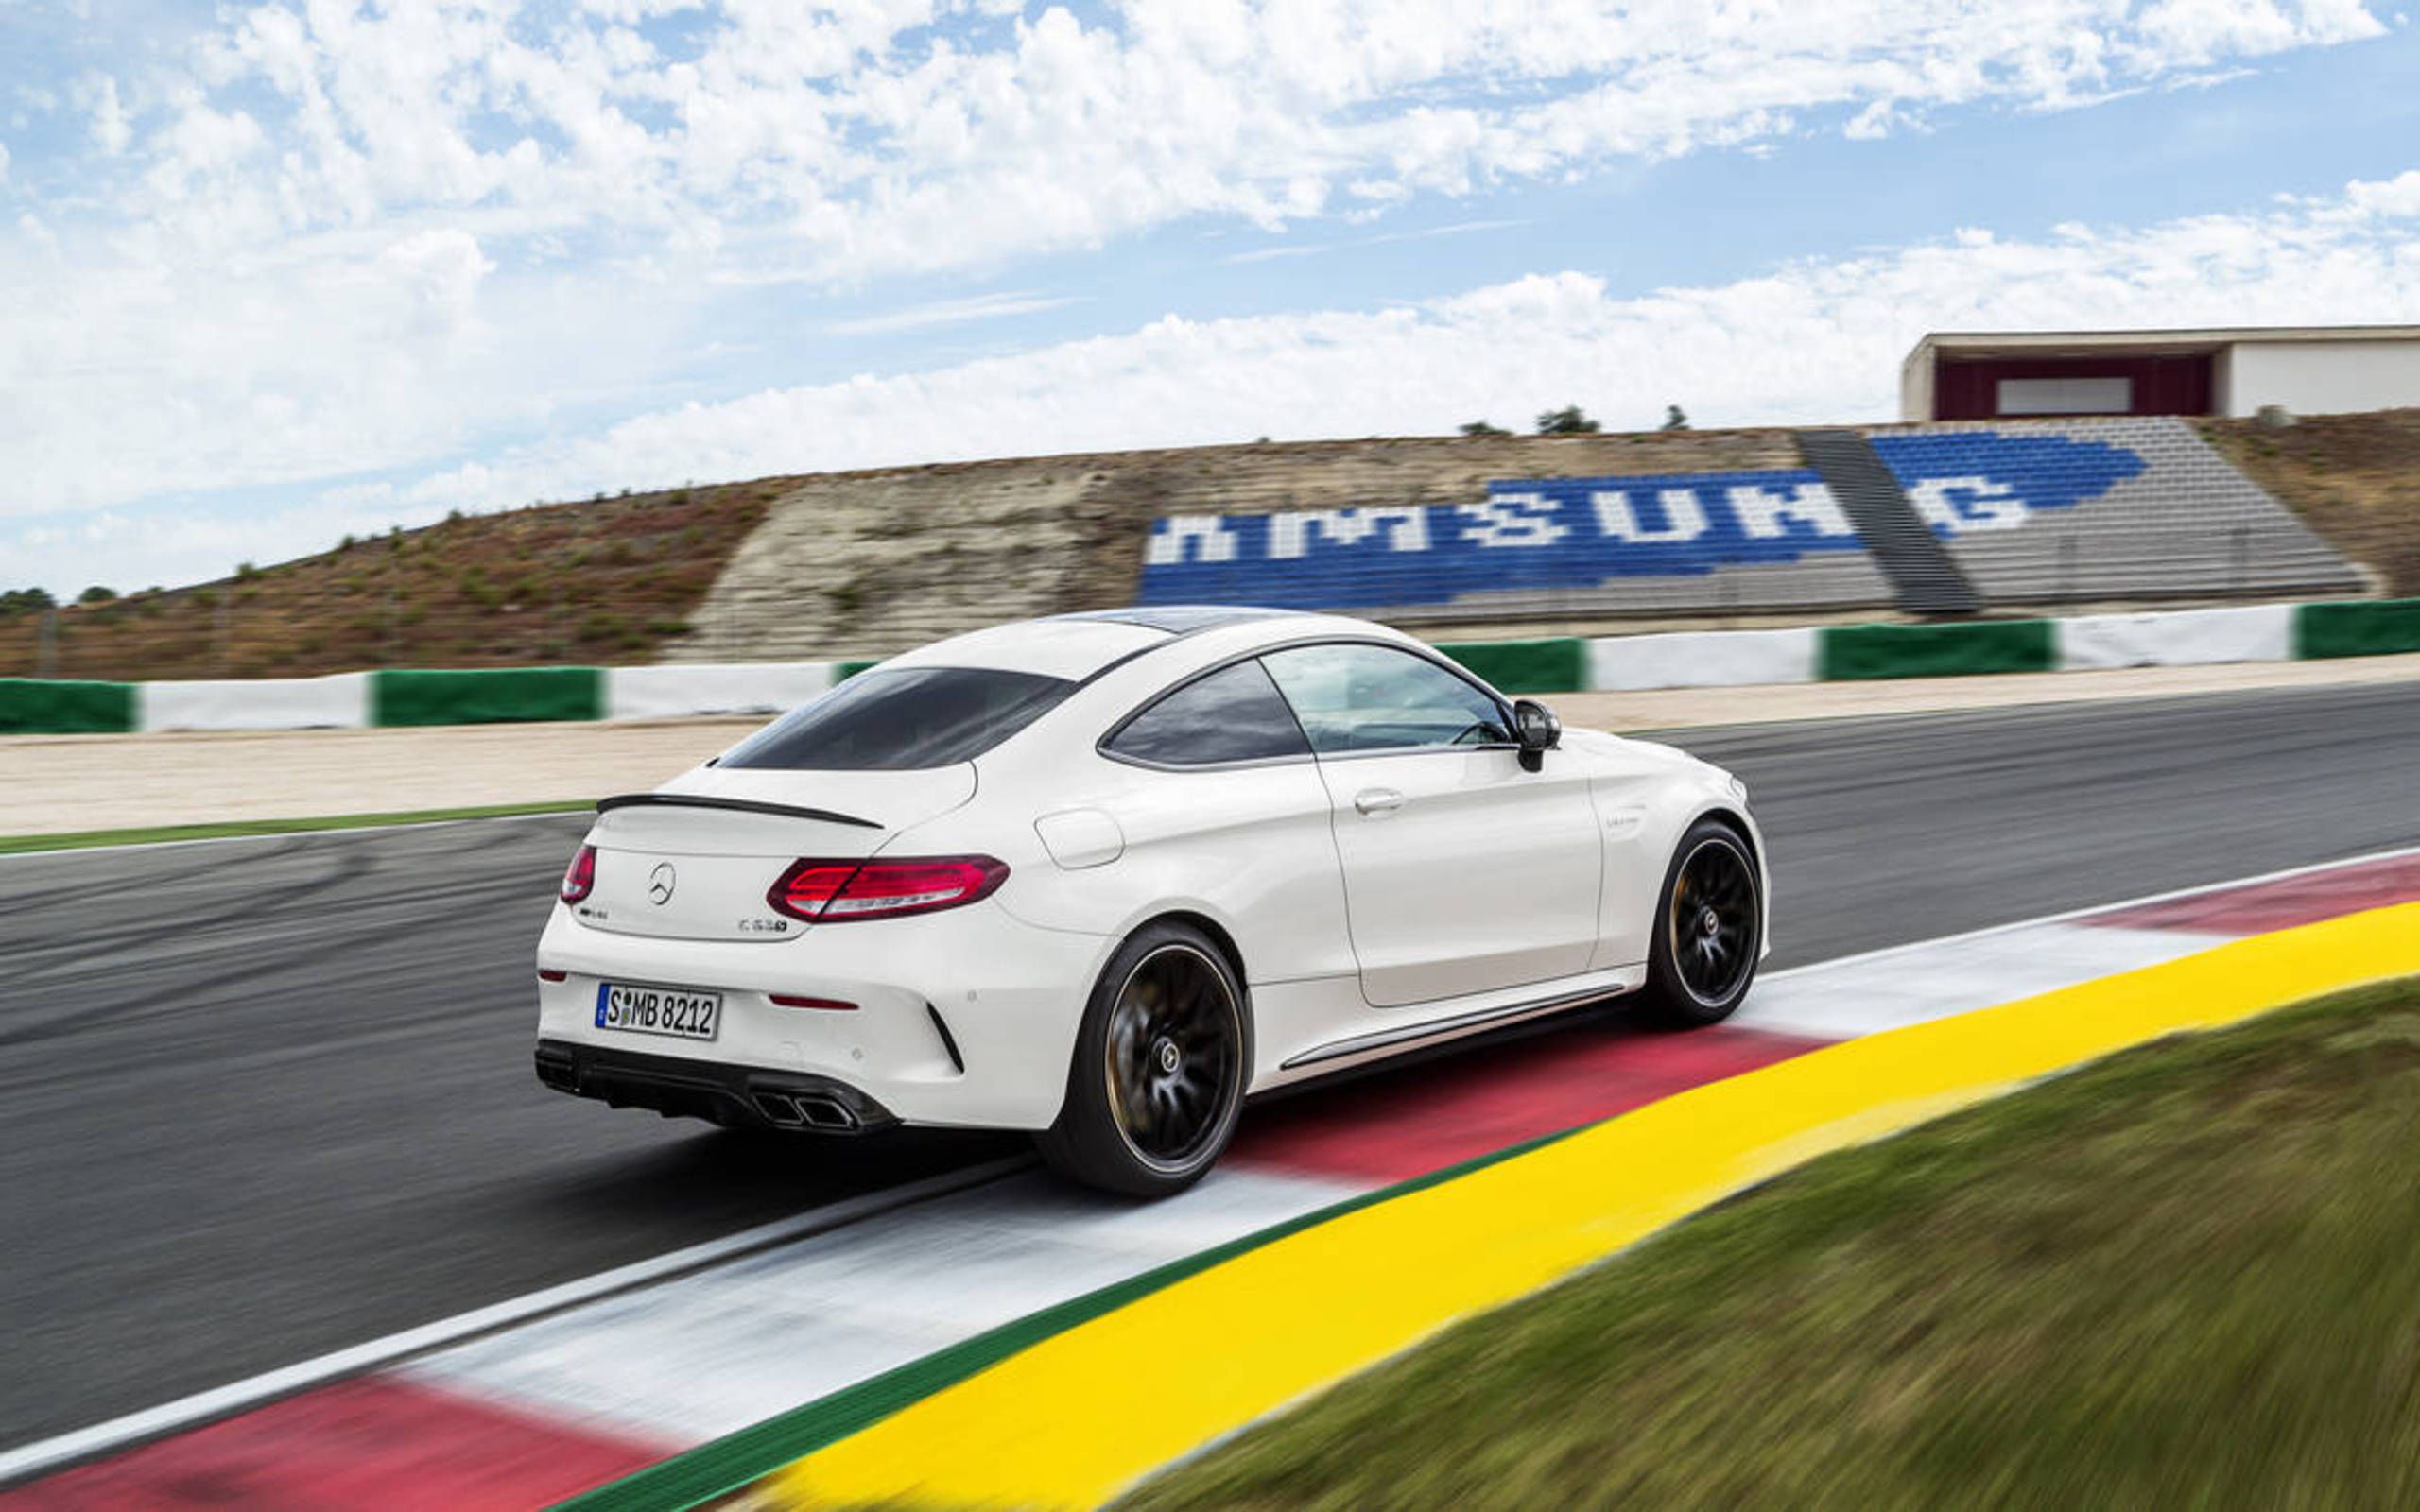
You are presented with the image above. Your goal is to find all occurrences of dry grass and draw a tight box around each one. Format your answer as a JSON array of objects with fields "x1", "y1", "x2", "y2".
[
  {"x1": 2202, "y1": 407, "x2": 2420, "y2": 595},
  {"x1": 0, "y1": 478, "x2": 793, "y2": 680}
]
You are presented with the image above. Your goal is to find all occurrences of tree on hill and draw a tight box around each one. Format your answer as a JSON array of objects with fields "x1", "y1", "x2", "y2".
[
  {"x1": 1535, "y1": 404, "x2": 1599, "y2": 435},
  {"x1": 78, "y1": 585, "x2": 117, "y2": 604},
  {"x1": 1662, "y1": 404, "x2": 1690, "y2": 431},
  {"x1": 1459, "y1": 420, "x2": 1511, "y2": 436},
  {"x1": 1, "y1": 586, "x2": 57, "y2": 616}
]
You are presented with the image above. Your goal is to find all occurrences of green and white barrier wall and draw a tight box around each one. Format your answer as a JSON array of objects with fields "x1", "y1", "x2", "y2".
[{"x1": 3, "y1": 599, "x2": 2415, "y2": 736}]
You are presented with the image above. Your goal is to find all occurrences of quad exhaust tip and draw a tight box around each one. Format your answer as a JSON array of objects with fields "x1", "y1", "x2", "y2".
[
  {"x1": 793, "y1": 1093, "x2": 859, "y2": 1130},
  {"x1": 750, "y1": 1091, "x2": 860, "y2": 1131}
]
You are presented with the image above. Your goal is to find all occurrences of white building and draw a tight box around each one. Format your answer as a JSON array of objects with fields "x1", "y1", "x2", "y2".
[{"x1": 1900, "y1": 324, "x2": 2420, "y2": 422}]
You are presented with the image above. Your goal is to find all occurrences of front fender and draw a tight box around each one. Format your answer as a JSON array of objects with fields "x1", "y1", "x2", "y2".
[{"x1": 1586, "y1": 747, "x2": 1768, "y2": 971}]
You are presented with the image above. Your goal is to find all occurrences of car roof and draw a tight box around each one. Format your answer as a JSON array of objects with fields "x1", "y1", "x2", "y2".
[
  {"x1": 1049, "y1": 606, "x2": 1296, "y2": 634},
  {"x1": 882, "y1": 606, "x2": 1332, "y2": 681}
]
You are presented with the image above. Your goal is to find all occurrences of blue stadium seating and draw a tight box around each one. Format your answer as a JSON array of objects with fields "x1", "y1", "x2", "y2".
[{"x1": 1136, "y1": 419, "x2": 2360, "y2": 617}]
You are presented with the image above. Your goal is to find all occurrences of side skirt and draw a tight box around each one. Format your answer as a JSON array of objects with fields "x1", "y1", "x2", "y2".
[{"x1": 1269, "y1": 968, "x2": 1646, "y2": 1081}]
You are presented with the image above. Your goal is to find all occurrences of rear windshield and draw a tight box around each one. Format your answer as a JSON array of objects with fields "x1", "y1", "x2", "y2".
[{"x1": 717, "y1": 667, "x2": 1075, "y2": 771}]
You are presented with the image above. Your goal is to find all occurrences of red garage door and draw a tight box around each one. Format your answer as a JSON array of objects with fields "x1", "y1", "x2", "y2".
[{"x1": 1933, "y1": 353, "x2": 2213, "y2": 420}]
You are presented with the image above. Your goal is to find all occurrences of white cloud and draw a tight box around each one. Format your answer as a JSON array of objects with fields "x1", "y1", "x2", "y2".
[
  {"x1": 827, "y1": 290, "x2": 1085, "y2": 335},
  {"x1": 2336, "y1": 167, "x2": 2420, "y2": 217},
  {"x1": 80, "y1": 73, "x2": 130, "y2": 157},
  {"x1": 307, "y1": 168, "x2": 2420, "y2": 523},
  {"x1": 10, "y1": 165, "x2": 2417, "y2": 593},
  {"x1": 30, "y1": 2, "x2": 2394, "y2": 280}
]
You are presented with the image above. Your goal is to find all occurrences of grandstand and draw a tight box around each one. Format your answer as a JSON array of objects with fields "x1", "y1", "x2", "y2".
[
  {"x1": 1128, "y1": 416, "x2": 2362, "y2": 629},
  {"x1": 1866, "y1": 418, "x2": 2361, "y2": 605}
]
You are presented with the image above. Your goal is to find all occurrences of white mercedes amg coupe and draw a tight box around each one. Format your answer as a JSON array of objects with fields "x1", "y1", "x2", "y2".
[{"x1": 535, "y1": 608, "x2": 1767, "y2": 1194}]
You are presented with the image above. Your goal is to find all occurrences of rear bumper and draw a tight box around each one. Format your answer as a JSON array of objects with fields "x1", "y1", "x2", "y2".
[
  {"x1": 534, "y1": 1040, "x2": 900, "y2": 1133},
  {"x1": 532, "y1": 896, "x2": 1113, "y2": 1130}
]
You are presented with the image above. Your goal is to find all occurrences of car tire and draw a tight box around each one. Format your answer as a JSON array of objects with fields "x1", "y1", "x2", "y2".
[
  {"x1": 1036, "y1": 920, "x2": 1251, "y2": 1197},
  {"x1": 1637, "y1": 817, "x2": 1762, "y2": 1028}
]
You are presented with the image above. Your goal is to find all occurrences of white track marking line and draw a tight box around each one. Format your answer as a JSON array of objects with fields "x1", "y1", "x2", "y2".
[
  {"x1": 8, "y1": 844, "x2": 2414, "y2": 1484},
  {"x1": 0, "y1": 1156, "x2": 1030, "y2": 1486},
  {"x1": 1737, "y1": 922, "x2": 2236, "y2": 1040},
  {"x1": 0, "y1": 807, "x2": 591, "y2": 862},
  {"x1": 1765, "y1": 843, "x2": 2419, "y2": 979},
  {"x1": 406, "y1": 1166, "x2": 1360, "y2": 1446}
]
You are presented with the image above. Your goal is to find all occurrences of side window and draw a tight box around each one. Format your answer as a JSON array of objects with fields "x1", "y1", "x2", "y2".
[
  {"x1": 1261, "y1": 643, "x2": 1511, "y2": 755},
  {"x1": 1104, "y1": 660, "x2": 1311, "y2": 765}
]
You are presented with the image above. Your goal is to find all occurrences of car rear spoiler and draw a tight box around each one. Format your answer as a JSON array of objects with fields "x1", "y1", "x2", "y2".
[{"x1": 594, "y1": 793, "x2": 883, "y2": 830}]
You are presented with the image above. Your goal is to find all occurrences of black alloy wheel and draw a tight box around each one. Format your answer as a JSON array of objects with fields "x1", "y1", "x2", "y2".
[
  {"x1": 1640, "y1": 819, "x2": 1762, "y2": 1026},
  {"x1": 1669, "y1": 833, "x2": 1757, "y2": 1005},
  {"x1": 1103, "y1": 943, "x2": 1241, "y2": 1172},
  {"x1": 1038, "y1": 920, "x2": 1249, "y2": 1196}
]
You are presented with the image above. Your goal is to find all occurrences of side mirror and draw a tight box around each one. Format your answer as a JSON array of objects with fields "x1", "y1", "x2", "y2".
[{"x1": 1512, "y1": 698, "x2": 1561, "y2": 771}]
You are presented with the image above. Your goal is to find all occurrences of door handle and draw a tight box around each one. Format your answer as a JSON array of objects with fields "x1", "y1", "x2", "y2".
[{"x1": 1353, "y1": 787, "x2": 1405, "y2": 816}]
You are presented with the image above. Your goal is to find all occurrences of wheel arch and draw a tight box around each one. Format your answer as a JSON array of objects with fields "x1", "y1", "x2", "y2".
[
  {"x1": 1137, "y1": 908, "x2": 1250, "y2": 1002},
  {"x1": 1693, "y1": 803, "x2": 1759, "y2": 867},
  {"x1": 1679, "y1": 801, "x2": 1772, "y2": 957}
]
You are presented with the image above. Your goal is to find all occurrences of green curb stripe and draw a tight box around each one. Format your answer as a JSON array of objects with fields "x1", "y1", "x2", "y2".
[
  {"x1": 2294, "y1": 598, "x2": 2420, "y2": 660},
  {"x1": 13, "y1": 597, "x2": 2413, "y2": 737},
  {"x1": 557, "y1": 1127, "x2": 1580, "y2": 1512},
  {"x1": 1817, "y1": 620, "x2": 2055, "y2": 681},
  {"x1": 1440, "y1": 637, "x2": 1586, "y2": 695},
  {"x1": 0, "y1": 677, "x2": 137, "y2": 735},
  {"x1": 372, "y1": 666, "x2": 604, "y2": 727}
]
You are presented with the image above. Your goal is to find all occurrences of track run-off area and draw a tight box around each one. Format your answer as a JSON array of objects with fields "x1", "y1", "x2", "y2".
[{"x1": 1, "y1": 679, "x2": 2414, "y2": 1503}]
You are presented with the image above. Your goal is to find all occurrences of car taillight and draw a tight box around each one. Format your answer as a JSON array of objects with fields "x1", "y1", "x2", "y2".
[
  {"x1": 767, "y1": 855, "x2": 1008, "y2": 923},
  {"x1": 560, "y1": 844, "x2": 596, "y2": 904}
]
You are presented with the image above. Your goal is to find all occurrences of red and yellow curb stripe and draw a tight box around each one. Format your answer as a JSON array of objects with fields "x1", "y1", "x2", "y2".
[{"x1": 765, "y1": 902, "x2": 2420, "y2": 1510}]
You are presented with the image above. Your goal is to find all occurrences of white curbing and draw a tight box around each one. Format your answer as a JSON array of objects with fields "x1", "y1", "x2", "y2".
[
  {"x1": 136, "y1": 673, "x2": 370, "y2": 732},
  {"x1": 603, "y1": 662, "x2": 834, "y2": 721},
  {"x1": 1586, "y1": 627, "x2": 1818, "y2": 691},
  {"x1": 2055, "y1": 604, "x2": 2294, "y2": 672}
]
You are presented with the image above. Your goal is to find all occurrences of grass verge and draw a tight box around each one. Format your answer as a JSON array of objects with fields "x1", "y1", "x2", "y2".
[
  {"x1": 0, "y1": 799, "x2": 592, "y2": 855},
  {"x1": 1122, "y1": 976, "x2": 2420, "y2": 1511}
]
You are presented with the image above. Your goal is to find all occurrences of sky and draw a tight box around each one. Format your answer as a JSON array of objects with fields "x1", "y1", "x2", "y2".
[{"x1": 2, "y1": 1, "x2": 2417, "y2": 595}]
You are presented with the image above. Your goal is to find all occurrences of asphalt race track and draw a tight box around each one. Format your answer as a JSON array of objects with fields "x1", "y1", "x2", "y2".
[{"x1": 3, "y1": 679, "x2": 2413, "y2": 1449}]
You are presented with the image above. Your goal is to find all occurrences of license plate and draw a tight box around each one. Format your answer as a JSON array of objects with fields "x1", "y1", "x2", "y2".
[{"x1": 596, "y1": 983, "x2": 721, "y2": 1041}]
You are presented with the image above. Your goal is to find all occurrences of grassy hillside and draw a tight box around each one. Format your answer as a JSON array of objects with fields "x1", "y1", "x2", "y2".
[
  {"x1": 1123, "y1": 976, "x2": 2420, "y2": 1510},
  {"x1": 2202, "y1": 406, "x2": 2420, "y2": 596},
  {"x1": 0, "y1": 477, "x2": 793, "y2": 680}
]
